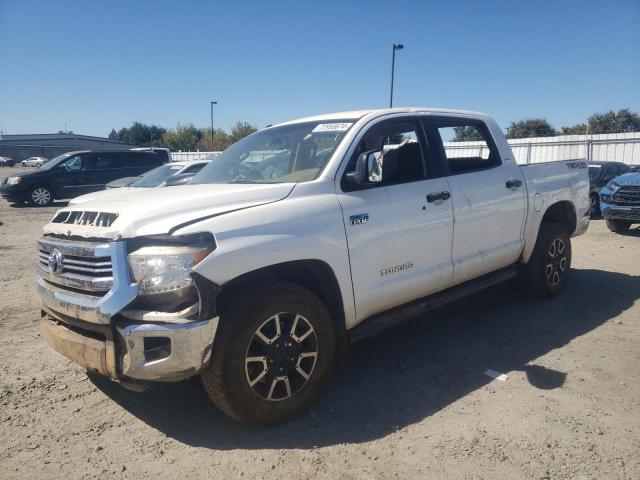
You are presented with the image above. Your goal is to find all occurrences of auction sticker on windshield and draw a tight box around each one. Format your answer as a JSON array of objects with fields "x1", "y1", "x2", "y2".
[{"x1": 312, "y1": 123, "x2": 353, "y2": 132}]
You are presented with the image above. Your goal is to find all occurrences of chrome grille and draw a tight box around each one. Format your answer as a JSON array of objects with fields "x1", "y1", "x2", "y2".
[
  {"x1": 51, "y1": 210, "x2": 118, "y2": 228},
  {"x1": 612, "y1": 186, "x2": 640, "y2": 205},
  {"x1": 38, "y1": 238, "x2": 114, "y2": 293}
]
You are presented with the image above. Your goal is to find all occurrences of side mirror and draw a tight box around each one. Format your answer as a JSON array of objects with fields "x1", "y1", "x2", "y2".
[
  {"x1": 164, "y1": 172, "x2": 195, "y2": 186},
  {"x1": 345, "y1": 150, "x2": 383, "y2": 186}
]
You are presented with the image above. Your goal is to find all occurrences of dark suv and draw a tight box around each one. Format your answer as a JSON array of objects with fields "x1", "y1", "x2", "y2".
[
  {"x1": 1, "y1": 149, "x2": 169, "y2": 206},
  {"x1": 588, "y1": 161, "x2": 632, "y2": 216}
]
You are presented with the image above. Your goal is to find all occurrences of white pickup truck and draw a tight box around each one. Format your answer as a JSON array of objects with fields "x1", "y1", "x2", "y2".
[{"x1": 36, "y1": 108, "x2": 590, "y2": 425}]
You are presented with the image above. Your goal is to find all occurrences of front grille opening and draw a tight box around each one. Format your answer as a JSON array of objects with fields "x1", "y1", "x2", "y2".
[
  {"x1": 52, "y1": 211, "x2": 118, "y2": 228},
  {"x1": 143, "y1": 337, "x2": 171, "y2": 363}
]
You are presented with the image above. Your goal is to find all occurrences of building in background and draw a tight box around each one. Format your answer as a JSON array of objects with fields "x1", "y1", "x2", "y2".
[{"x1": 0, "y1": 133, "x2": 140, "y2": 162}]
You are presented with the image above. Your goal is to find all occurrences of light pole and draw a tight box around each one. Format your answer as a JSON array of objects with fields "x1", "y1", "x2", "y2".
[
  {"x1": 210, "y1": 101, "x2": 218, "y2": 149},
  {"x1": 389, "y1": 43, "x2": 404, "y2": 108}
]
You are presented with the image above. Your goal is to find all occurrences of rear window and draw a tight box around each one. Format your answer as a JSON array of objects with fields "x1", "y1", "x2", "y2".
[{"x1": 434, "y1": 119, "x2": 500, "y2": 174}]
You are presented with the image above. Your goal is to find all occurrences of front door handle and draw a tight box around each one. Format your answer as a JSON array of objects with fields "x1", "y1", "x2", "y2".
[
  {"x1": 426, "y1": 191, "x2": 451, "y2": 203},
  {"x1": 506, "y1": 179, "x2": 523, "y2": 189}
]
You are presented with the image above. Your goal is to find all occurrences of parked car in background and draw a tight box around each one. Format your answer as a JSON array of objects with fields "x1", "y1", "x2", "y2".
[
  {"x1": 71, "y1": 160, "x2": 212, "y2": 205},
  {"x1": 0, "y1": 156, "x2": 16, "y2": 166},
  {"x1": 599, "y1": 170, "x2": 640, "y2": 232},
  {"x1": 105, "y1": 160, "x2": 211, "y2": 189},
  {"x1": 163, "y1": 171, "x2": 196, "y2": 186},
  {"x1": 21, "y1": 156, "x2": 49, "y2": 167},
  {"x1": 630, "y1": 165, "x2": 640, "y2": 173},
  {"x1": 1, "y1": 149, "x2": 168, "y2": 206},
  {"x1": 588, "y1": 161, "x2": 632, "y2": 216}
]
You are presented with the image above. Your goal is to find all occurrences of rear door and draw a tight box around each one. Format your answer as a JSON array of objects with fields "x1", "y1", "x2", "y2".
[
  {"x1": 426, "y1": 116, "x2": 526, "y2": 285},
  {"x1": 336, "y1": 117, "x2": 454, "y2": 322},
  {"x1": 83, "y1": 152, "x2": 125, "y2": 193}
]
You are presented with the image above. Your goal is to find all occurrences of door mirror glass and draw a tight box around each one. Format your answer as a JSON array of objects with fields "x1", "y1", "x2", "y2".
[{"x1": 346, "y1": 150, "x2": 383, "y2": 185}]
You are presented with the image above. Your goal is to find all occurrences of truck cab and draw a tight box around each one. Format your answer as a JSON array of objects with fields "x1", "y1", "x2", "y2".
[{"x1": 35, "y1": 108, "x2": 589, "y2": 425}]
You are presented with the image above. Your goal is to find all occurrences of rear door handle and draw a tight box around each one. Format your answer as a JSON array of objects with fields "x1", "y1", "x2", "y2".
[
  {"x1": 426, "y1": 191, "x2": 451, "y2": 203},
  {"x1": 505, "y1": 179, "x2": 523, "y2": 189}
]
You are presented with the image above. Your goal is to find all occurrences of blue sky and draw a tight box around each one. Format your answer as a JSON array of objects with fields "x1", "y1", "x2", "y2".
[{"x1": 1, "y1": 0, "x2": 639, "y2": 137}]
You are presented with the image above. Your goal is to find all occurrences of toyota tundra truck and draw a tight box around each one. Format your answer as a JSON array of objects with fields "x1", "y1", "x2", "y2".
[{"x1": 36, "y1": 108, "x2": 590, "y2": 425}]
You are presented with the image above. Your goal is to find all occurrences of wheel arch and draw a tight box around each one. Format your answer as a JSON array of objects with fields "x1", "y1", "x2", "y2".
[
  {"x1": 216, "y1": 259, "x2": 349, "y2": 360},
  {"x1": 540, "y1": 200, "x2": 577, "y2": 234},
  {"x1": 521, "y1": 200, "x2": 577, "y2": 263}
]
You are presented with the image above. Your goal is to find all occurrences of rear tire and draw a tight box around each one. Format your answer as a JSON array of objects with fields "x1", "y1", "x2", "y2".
[
  {"x1": 606, "y1": 219, "x2": 631, "y2": 232},
  {"x1": 518, "y1": 222, "x2": 571, "y2": 298},
  {"x1": 27, "y1": 185, "x2": 54, "y2": 207},
  {"x1": 201, "y1": 281, "x2": 336, "y2": 426}
]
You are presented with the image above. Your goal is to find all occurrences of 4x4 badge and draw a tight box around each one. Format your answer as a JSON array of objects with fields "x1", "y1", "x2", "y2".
[{"x1": 350, "y1": 213, "x2": 369, "y2": 225}]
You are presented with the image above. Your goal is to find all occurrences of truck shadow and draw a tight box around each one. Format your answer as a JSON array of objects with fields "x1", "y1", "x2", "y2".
[{"x1": 91, "y1": 268, "x2": 640, "y2": 449}]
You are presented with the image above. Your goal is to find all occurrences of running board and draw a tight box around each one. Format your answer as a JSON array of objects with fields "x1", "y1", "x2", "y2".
[{"x1": 348, "y1": 266, "x2": 518, "y2": 343}]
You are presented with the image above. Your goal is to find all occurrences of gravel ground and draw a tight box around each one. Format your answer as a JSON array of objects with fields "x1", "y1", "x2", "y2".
[{"x1": 1, "y1": 165, "x2": 639, "y2": 479}]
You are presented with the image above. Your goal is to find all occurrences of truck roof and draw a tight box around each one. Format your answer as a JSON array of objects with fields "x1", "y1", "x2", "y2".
[{"x1": 274, "y1": 107, "x2": 489, "y2": 127}]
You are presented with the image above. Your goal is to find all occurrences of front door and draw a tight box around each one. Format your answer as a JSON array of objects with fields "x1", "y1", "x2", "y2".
[
  {"x1": 52, "y1": 153, "x2": 91, "y2": 199},
  {"x1": 337, "y1": 117, "x2": 454, "y2": 322}
]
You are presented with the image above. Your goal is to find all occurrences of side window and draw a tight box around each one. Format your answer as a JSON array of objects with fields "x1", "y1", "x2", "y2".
[
  {"x1": 88, "y1": 153, "x2": 120, "y2": 170},
  {"x1": 344, "y1": 120, "x2": 426, "y2": 187},
  {"x1": 138, "y1": 152, "x2": 163, "y2": 167},
  {"x1": 60, "y1": 155, "x2": 84, "y2": 172},
  {"x1": 435, "y1": 121, "x2": 500, "y2": 174}
]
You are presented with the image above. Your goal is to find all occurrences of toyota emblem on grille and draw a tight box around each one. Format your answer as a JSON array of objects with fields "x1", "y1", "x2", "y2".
[{"x1": 47, "y1": 249, "x2": 63, "y2": 275}]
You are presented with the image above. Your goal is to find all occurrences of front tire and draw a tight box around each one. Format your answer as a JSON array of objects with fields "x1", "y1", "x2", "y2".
[
  {"x1": 606, "y1": 219, "x2": 631, "y2": 233},
  {"x1": 27, "y1": 185, "x2": 54, "y2": 207},
  {"x1": 201, "y1": 282, "x2": 336, "y2": 426},
  {"x1": 518, "y1": 223, "x2": 572, "y2": 297}
]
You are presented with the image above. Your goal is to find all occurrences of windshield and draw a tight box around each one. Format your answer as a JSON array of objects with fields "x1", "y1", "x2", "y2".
[
  {"x1": 191, "y1": 119, "x2": 355, "y2": 184},
  {"x1": 132, "y1": 164, "x2": 183, "y2": 187},
  {"x1": 588, "y1": 165, "x2": 601, "y2": 180}
]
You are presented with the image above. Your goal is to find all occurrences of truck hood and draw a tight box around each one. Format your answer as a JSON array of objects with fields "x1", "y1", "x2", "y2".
[
  {"x1": 44, "y1": 183, "x2": 295, "y2": 239},
  {"x1": 612, "y1": 171, "x2": 640, "y2": 186},
  {"x1": 69, "y1": 187, "x2": 138, "y2": 205}
]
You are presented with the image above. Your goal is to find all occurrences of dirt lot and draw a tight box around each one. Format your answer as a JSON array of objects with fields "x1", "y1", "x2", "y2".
[{"x1": 0, "y1": 165, "x2": 639, "y2": 479}]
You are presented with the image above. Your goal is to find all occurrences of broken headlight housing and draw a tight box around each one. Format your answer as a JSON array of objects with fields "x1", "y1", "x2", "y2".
[{"x1": 128, "y1": 233, "x2": 215, "y2": 296}]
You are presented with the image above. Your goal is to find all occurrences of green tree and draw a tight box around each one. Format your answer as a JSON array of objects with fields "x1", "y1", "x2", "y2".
[
  {"x1": 452, "y1": 126, "x2": 483, "y2": 141},
  {"x1": 562, "y1": 109, "x2": 640, "y2": 135},
  {"x1": 229, "y1": 121, "x2": 257, "y2": 145},
  {"x1": 110, "y1": 122, "x2": 167, "y2": 146},
  {"x1": 197, "y1": 128, "x2": 231, "y2": 151},
  {"x1": 506, "y1": 119, "x2": 557, "y2": 139},
  {"x1": 161, "y1": 124, "x2": 203, "y2": 151},
  {"x1": 107, "y1": 120, "x2": 258, "y2": 150}
]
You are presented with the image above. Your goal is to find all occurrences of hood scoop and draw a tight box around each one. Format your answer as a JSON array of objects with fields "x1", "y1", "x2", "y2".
[{"x1": 52, "y1": 210, "x2": 119, "y2": 228}]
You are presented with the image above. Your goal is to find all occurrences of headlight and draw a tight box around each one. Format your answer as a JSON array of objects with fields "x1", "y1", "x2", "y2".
[
  {"x1": 128, "y1": 236, "x2": 215, "y2": 295},
  {"x1": 6, "y1": 177, "x2": 21, "y2": 185},
  {"x1": 606, "y1": 180, "x2": 620, "y2": 191}
]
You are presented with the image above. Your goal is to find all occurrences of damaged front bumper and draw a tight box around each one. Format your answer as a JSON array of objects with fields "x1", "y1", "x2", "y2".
[{"x1": 36, "y1": 237, "x2": 219, "y2": 385}]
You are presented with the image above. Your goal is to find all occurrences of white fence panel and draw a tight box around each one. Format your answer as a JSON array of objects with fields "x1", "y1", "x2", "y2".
[
  {"x1": 444, "y1": 132, "x2": 640, "y2": 165},
  {"x1": 171, "y1": 151, "x2": 221, "y2": 162}
]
